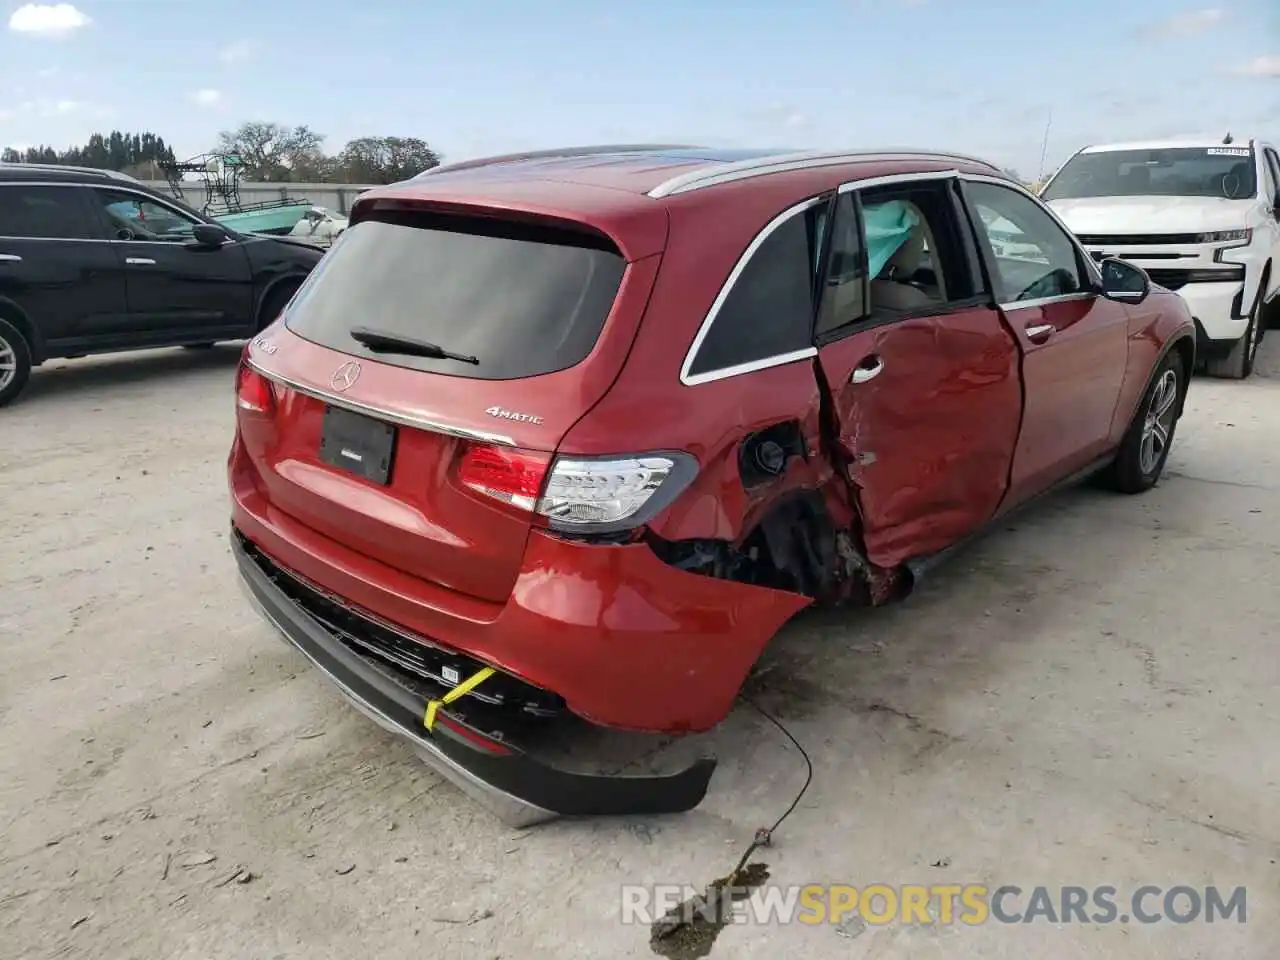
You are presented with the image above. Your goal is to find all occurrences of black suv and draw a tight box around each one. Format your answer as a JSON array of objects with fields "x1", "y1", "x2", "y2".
[{"x1": 0, "y1": 163, "x2": 326, "y2": 406}]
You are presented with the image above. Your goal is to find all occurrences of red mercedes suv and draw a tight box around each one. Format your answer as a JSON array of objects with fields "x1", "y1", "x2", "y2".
[{"x1": 230, "y1": 145, "x2": 1195, "y2": 823}]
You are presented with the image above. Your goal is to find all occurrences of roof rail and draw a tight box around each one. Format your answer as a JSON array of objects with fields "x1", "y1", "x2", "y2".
[
  {"x1": 646, "y1": 148, "x2": 1004, "y2": 198},
  {"x1": 414, "y1": 144, "x2": 703, "y2": 179},
  {"x1": 0, "y1": 161, "x2": 141, "y2": 182}
]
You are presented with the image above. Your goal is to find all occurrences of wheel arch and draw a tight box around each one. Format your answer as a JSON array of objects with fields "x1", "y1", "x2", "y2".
[
  {"x1": 0, "y1": 297, "x2": 43, "y2": 363},
  {"x1": 1169, "y1": 333, "x2": 1195, "y2": 415},
  {"x1": 253, "y1": 272, "x2": 306, "y2": 330}
]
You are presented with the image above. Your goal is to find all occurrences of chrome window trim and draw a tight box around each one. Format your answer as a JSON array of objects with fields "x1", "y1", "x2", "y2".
[
  {"x1": 960, "y1": 173, "x2": 1105, "y2": 291},
  {"x1": 996, "y1": 291, "x2": 1096, "y2": 311},
  {"x1": 680, "y1": 195, "x2": 829, "y2": 387},
  {"x1": 681, "y1": 170, "x2": 975, "y2": 387},
  {"x1": 245, "y1": 358, "x2": 519, "y2": 447},
  {"x1": 648, "y1": 149, "x2": 1000, "y2": 199}
]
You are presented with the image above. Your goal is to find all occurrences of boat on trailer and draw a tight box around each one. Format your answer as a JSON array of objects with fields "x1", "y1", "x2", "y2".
[{"x1": 158, "y1": 152, "x2": 315, "y2": 235}]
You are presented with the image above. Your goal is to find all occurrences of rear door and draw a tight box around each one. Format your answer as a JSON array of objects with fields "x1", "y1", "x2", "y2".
[
  {"x1": 0, "y1": 182, "x2": 128, "y2": 350},
  {"x1": 238, "y1": 206, "x2": 649, "y2": 603},
  {"x1": 961, "y1": 178, "x2": 1129, "y2": 507},
  {"x1": 814, "y1": 174, "x2": 1023, "y2": 568},
  {"x1": 86, "y1": 187, "x2": 255, "y2": 341}
]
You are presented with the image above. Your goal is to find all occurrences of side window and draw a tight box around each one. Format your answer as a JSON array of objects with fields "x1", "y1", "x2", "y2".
[
  {"x1": 91, "y1": 189, "x2": 200, "y2": 242},
  {"x1": 816, "y1": 178, "x2": 977, "y2": 337},
  {"x1": 687, "y1": 199, "x2": 828, "y2": 378},
  {"x1": 0, "y1": 185, "x2": 98, "y2": 240},
  {"x1": 965, "y1": 181, "x2": 1085, "y2": 303},
  {"x1": 1264, "y1": 149, "x2": 1280, "y2": 202}
]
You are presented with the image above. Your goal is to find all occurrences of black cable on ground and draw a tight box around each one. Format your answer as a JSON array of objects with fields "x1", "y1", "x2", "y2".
[{"x1": 726, "y1": 695, "x2": 814, "y2": 882}]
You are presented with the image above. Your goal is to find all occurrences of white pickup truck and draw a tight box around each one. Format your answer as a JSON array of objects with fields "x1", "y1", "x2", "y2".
[{"x1": 1039, "y1": 138, "x2": 1280, "y2": 379}]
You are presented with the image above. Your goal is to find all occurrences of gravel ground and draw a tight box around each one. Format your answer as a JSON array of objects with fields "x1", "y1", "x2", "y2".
[{"x1": 1, "y1": 338, "x2": 1278, "y2": 959}]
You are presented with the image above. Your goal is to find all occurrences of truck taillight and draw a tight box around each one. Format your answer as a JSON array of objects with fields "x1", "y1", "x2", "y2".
[
  {"x1": 459, "y1": 444, "x2": 697, "y2": 534},
  {"x1": 236, "y1": 363, "x2": 276, "y2": 415}
]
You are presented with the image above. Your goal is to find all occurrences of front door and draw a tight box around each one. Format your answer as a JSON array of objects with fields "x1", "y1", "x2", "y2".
[
  {"x1": 962, "y1": 179, "x2": 1130, "y2": 508},
  {"x1": 87, "y1": 187, "x2": 255, "y2": 342},
  {"x1": 0, "y1": 183, "x2": 129, "y2": 351},
  {"x1": 814, "y1": 176, "x2": 1023, "y2": 568},
  {"x1": 1261, "y1": 146, "x2": 1280, "y2": 302}
]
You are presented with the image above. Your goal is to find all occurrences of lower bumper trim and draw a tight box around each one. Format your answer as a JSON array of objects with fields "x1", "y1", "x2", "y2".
[{"x1": 232, "y1": 531, "x2": 717, "y2": 826}]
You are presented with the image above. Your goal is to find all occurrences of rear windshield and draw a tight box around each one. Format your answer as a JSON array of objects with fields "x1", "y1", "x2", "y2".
[
  {"x1": 283, "y1": 210, "x2": 626, "y2": 380},
  {"x1": 1041, "y1": 147, "x2": 1258, "y2": 201}
]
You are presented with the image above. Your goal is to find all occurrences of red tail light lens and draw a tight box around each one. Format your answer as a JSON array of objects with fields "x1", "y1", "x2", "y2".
[
  {"x1": 236, "y1": 363, "x2": 276, "y2": 415},
  {"x1": 458, "y1": 444, "x2": 551, "y2": 512}
]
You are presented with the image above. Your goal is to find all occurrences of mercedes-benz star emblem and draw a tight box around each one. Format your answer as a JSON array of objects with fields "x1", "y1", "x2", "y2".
[{"x1": 330, "y1": 360, "x2": 362, "y2": 393}]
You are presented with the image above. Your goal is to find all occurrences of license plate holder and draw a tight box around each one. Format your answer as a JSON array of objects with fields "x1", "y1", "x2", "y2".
[{"x1": 319, "y1": 405, "x2": 396, "y2": 485}]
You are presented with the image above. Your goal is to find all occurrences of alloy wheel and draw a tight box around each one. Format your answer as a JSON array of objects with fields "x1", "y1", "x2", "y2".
[
  {"x1": 1139, "y1": 369, "x2": 1178, "y2": 475},
  {"x1": 0, "y1": 334, "x2": 16, "y2": 392}
]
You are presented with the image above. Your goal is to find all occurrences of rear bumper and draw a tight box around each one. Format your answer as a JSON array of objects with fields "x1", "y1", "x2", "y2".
[
  {"x1": 233, "y1": 531, "x2": 719, "y2": 825},
  {"x1": 230, "y1": 444, "x2": 810, "y2": 733}
]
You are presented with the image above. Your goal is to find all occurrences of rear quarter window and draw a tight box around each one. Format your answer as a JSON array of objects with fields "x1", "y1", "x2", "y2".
[{"x1": 284, "y1": 210, "x2": 626, "y2": 381}]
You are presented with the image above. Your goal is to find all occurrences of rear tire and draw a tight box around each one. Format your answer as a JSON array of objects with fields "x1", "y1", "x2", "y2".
[
  {"x1": 1105, "y1": 351, "x2": 1183, "y2": 494},
  {"x1": 0, "y1": 318, "x2": 33, "y2": 408},
  {"x1": 1205, "y1": 288, "x2": 1262, "y2": 379}
]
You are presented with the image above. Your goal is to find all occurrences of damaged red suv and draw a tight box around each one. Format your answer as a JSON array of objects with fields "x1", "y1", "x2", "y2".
[{"x1": 230, "y1": 145, "x2": 1195, "y2": 823}]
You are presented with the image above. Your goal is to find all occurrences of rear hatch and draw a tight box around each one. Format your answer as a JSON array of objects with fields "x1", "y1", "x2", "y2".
[{"x1": 235, "y1": 199, "x2": 663, "y2": 603}]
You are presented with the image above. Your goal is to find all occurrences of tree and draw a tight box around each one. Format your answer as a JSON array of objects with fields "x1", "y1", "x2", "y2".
[
  {"x1": 337, "y1": 136, "x2": 441, "y2": 184},
  {"x1": 215, "y1": 121, "x2": 330, "y2": 182},
  {"x1": 0, "y1": 131, "x2": 175, "y2": 172}
]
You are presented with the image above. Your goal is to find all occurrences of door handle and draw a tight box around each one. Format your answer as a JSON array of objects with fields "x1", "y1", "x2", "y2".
[
  {"x1": 0, "y1": 254, "x2": 21, "y2": 263},
  {"x1": 125, "y1": 257, "x2": 157, "y2": 265},
  {"x1": 851, "y1": 355, "x2": 884, "y2": 384},
  {"x1": 1025, "y1": 323, "x2": 1055, "y2": 344}
]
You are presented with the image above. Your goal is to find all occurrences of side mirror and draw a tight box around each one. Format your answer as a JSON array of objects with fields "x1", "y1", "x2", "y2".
[
  {"x1": 1100, "y1": 257, "x2": 1151, "y2": 304},
  {"x1": 191, "y1": 223, "x2": 230, "y2": 247}
]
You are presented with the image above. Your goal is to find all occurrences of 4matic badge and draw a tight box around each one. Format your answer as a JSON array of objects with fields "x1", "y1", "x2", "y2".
[{"x1": 485, "y1": 406, "x2": 544, "y2": 425}]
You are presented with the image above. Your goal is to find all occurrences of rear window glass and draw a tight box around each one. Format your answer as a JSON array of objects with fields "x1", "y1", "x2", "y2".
[{"x1": 284, "y1": 211, "x2": 626, "y2": 380}]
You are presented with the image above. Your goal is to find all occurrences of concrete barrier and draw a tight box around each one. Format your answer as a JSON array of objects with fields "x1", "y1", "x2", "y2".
[{"x1": 140, "y1": 180, "x2": 380, "y2": 216}]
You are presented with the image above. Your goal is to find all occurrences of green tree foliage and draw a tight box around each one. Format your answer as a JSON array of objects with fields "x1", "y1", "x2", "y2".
[
  {"x1": 0, "y1": 131, "x2": 176, "y2": 176},
  {"x1": 336, "y1": 136, "x2": 441, "y2": 184},
  {"x1": 214, "y1": 121, "x2": 332, "y2": 182},
  {"x1": 2, "y1": 122, "x2": 443, "y2": 184}
]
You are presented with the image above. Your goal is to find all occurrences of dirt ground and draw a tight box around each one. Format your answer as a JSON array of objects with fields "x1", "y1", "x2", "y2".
[{"x1": 2, "y1": 338, "x2": 1278, "y2": 960}]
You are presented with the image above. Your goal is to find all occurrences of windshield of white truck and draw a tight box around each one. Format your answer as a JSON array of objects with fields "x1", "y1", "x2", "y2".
[{"x1": 1042, "y1": 147, "x2": 1257, "y2": 201}]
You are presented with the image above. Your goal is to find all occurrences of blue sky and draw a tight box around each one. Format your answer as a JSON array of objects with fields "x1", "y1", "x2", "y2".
[{"x1": 1, "y1": 0, "x2": 1277, "y2": 178}]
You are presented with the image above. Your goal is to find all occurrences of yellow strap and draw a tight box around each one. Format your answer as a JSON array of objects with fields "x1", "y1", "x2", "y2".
[{"x1": 423, "y1": 667, "x2": 495, "y2": 731}]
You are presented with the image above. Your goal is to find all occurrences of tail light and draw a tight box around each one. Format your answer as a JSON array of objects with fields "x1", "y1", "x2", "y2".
[
  {"x1": 236, "y1": 363, "x2": 276, "y2": 415},
  {"x1": 458, "y1": 445, "x2": 552, "y2": 511},
  {"x1": 458, "y1": 444, "x2": 697, "y2": 534}
]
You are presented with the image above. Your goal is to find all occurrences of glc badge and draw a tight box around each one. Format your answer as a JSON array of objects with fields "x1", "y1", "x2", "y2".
[{"x1": 331, "y1": 360, "x2": 362, "y2": 393}]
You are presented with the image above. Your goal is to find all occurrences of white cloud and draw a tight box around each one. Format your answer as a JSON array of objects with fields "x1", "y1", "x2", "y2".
[
  {"x1": 1233, "y1": 55, "x2": 1280, "y2": 77},
  {"x1": 219, "y1": 39, "x2": 253, "y2": 63},
  {"x1": 1146, "y1": 8, "x2": 1225, "y2": 39},
  {"x1": 190, "y1": 88, "x2": 223, "y2": 108},
  {"x1": 7, "y1": 3, "x2": 91, "y2": 38}
]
